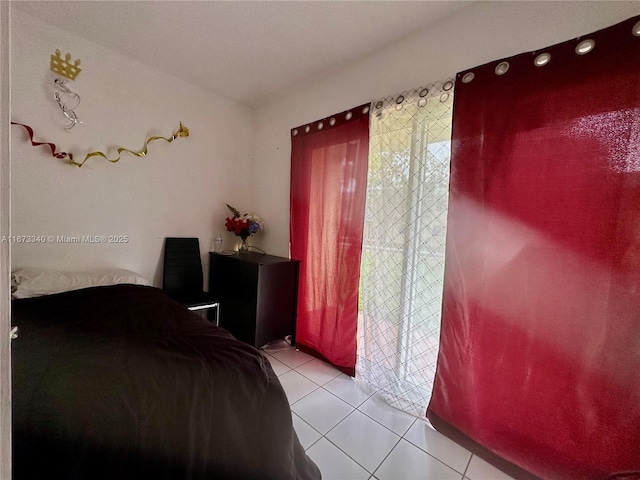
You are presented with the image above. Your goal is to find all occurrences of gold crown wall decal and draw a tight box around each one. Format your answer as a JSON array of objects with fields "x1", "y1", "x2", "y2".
[{"x1": 50, "y1": 49, "x2": 81, "y2": 80}]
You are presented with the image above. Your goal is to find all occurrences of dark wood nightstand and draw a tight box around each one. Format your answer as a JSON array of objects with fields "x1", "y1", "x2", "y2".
[{"x1": 208, "y1": 252, "x2": 300, "y2": 349}]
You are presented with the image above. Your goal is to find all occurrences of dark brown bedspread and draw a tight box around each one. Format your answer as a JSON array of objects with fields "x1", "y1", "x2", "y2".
[{"x1": 12, "y1": 284, "x2": 320, "y2": 480}]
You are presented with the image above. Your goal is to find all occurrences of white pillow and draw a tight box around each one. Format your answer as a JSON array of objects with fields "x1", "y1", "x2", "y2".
[{"x1": 11, "y1": 267, "x2": 149, "y2": 299}]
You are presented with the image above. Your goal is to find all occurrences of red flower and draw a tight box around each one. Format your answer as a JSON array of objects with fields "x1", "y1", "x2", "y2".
[
  {"x1": 225, "y1": 217, "x2": 250, "y2": 238},
  {"x1": 224, "y1": 204, "x2": 262, "y2": 242}
]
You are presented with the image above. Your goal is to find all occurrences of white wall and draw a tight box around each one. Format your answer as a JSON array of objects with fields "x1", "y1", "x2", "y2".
[
  {"x1": 0, "y1": 3, "x2": 11, "y2": 478},
  {"x1": 252, "y1": 1, "x2": 640, "y2": 258},
  {"x1": 11, "y1": 9, "x2": 254, "y2": 286}
]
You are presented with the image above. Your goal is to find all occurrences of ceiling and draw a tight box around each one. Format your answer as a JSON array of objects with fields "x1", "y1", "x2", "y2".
[{"x1": 14, "y1": 1, "x2": 472, "y2": 107}]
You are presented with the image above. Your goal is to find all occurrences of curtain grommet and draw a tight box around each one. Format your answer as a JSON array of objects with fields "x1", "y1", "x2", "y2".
[
  {"x1": 575, "y1": 39, "x2": 595, "y2": 55},
  {"x1": 495, "y1": 62, "x2": 509, "y2": 75},
  {"x1": 461, "y1": 73, "x2": 474, "y2": 84},
  {"x1": 534, "y1": 52, "x2": 551, "y2": 67}
]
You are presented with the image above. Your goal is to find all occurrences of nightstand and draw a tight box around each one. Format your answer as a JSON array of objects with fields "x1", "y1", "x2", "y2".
[{"x1": 209, "y1": 252, "x2": 300, "y2": 348}]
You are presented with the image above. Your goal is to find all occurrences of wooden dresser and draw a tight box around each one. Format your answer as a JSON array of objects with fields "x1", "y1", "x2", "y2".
[{"x1": 208, "y1": 252, "x2": 299, "y2": 348}]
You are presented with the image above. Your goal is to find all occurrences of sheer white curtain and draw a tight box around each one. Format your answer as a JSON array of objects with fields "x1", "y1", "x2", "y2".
[{"x1": 357, "y1": 81, "x2": 453, "y2": 416}]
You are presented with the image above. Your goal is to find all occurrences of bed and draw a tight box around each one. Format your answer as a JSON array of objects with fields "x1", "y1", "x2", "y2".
[{"x1": 11, "y1": 270, "x2": 320, "y2": 480}]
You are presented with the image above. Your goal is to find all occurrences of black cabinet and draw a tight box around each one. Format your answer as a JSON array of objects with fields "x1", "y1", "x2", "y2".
[{"x1": 209, "y1": 252, "x2": 299, "y2": 348}]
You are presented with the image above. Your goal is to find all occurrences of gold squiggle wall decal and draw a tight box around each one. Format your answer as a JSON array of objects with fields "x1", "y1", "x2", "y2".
[
  {"x1": 70, "y1": 122, "x2": 189, "y2": 167},
  {"x1": 11, "y1": 122, "x2": 189, "y2": 168}
]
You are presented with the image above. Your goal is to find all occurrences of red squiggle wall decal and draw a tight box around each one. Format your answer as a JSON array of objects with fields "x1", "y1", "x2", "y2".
[
  {"x1": 11, "y1": 121, "x2": 189, "y2": 168},
  {"x1": 11, "y1": 122, "x2": 73, "y2": 161}
]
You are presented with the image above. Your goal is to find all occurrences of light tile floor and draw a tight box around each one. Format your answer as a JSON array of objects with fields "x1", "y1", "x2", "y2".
[{"x1": 264, "y1": 346, "x2": 516, "y2": 480}]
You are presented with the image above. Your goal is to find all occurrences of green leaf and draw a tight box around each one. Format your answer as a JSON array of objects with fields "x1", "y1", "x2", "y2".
[{"x1": 226, "y1": 203, "x2": 241, "y2": 218}]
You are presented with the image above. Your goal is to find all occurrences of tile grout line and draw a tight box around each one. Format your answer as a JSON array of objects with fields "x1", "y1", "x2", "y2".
[
  {"x1": 322, "y1": 402, "x2": 359, "y2": 437},
  {"x1": 268, "y1": 348, "x2": 316, "y2": 367},
  {"x1": 288, "y1": 382, "x2": 322, "y2": 408},
  {"x1": 290, "y1": 357, "x2": 462, "y2": 474},
  {"x1": 293, "y1": 366, "x2": 342, "y2": 386},
  {"x1": 302, "y1": 405, "x2": 375, "y2": 477},
  {"x1": 292, "y1": 411, "x2": 324, "y2": 442},
  {"x1": 274, "y1": 359, "x2": 316, "y2": 370},
  {"x1": 278, "y1": 349, "x2": 473, "y2": 479},
  {"x1": 320, "y1": 380, "x2": 374, "y2": 408},
  {"x1": 304, "y1": 435, "x2": 323, "y2": 453},
  {"x1": 297, "y1": 376, "x2": 452, "y2": 478},
  {"x1": 322, "y1": 425, "x2": 399, "y2": 477},
  {"x1": 369, "y1": 435, "x2": 404, "y2": 479},
  {"x1": 290, "y1": 360, "x2": 380, "y2": 476},
  {"x1": 415, "y1": 440, "x2": 469, "y2": 478},
  {"x1": 463, "y1": 453, "x2": 473, "y2": 478},
  {"x1": 300, "y1": 421, "x2": 323, "y2": 454},
  {"x1": 355, "y1": 405, "x2": 416, "y2": 438},
  {"x1": 300, "y1": 376, "x2": 469, "y2": 477},
  {"x1": 395, "y1": 406, "x2": 471, "y2": 477}
]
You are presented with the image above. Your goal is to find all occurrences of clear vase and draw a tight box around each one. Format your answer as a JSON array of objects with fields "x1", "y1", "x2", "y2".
[{"x1": 238, "y1": 236, "x2": 250, "y2": 253}]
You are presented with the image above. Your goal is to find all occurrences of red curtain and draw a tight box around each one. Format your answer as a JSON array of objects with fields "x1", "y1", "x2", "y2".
[
  {"x1": 428, "y1": 17, "x2": 640, "y2": 480},
  {"x1": 290, "y1": 105, "x2": 370, "y2": 376}
]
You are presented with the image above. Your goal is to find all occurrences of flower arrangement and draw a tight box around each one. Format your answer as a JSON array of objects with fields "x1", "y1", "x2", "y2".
[{"x1": 225, "y1": 204, "x2": 263, "y2": 252}]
